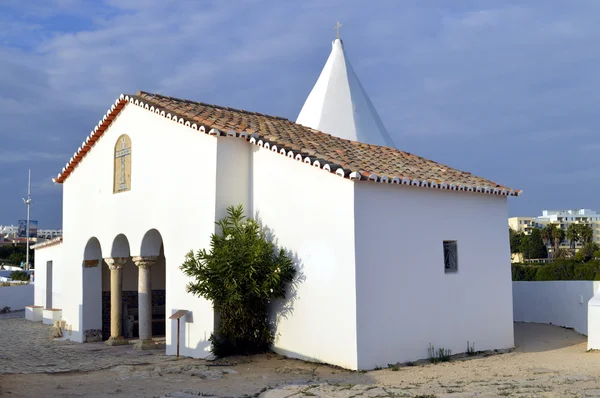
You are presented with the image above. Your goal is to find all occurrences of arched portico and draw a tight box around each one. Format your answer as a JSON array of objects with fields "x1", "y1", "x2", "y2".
[
  {"x1": 81, "y1": 237, "x2": 103, "y2": 342},
  {"x1": 103, "y1": 234, "x2": 131, "y2": 346},
  {"x1": 131, "y1": 229, "x2": 165, "y2": 350}
]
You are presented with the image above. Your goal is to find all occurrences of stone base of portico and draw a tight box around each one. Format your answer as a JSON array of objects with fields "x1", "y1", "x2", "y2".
[
  {"x1": 42, "y1": 308, "x2": 62, "y2": 325},
  {"x1": 25, "y1": 306, "x2": 43, "y2": 322},
  {"x1": 132, "y1": 338, "x2": 156, "y2": 350},
  {"x1": 105, "y1": 336, "x2": 129, "y2": 346}
]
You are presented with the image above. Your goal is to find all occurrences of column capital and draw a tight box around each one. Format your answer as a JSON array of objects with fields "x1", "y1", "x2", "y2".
[
  {"x1": 104, "y1": 257, "x2": 128, "y2": 270},
  {"x1": 132, "y1": 256, "x2": 158, "y2": 269}
]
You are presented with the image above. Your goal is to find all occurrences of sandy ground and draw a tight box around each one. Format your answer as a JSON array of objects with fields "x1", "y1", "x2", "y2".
[{"x1": 1, "y1": 322, "x2": 600, "y2": 397}]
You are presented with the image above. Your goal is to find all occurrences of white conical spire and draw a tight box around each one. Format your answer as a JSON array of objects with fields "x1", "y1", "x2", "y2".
[{"x1": 296, "y1": 35, "x2": 395, "y2": 148}]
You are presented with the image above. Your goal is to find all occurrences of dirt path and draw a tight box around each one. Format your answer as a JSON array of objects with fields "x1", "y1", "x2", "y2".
[{"x1": 1, "y1": 319, "x2": 600, "y2": 397}]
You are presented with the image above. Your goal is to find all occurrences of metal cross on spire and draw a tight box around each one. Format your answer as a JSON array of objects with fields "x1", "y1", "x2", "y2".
[{"x1": 334, "y1": 21, "x2": 342, "y2": 40}]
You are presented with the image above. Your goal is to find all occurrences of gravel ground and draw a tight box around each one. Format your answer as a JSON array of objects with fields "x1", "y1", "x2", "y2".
[{"x1": 1, "y1": 311, "x2": 600, "y2": 397}]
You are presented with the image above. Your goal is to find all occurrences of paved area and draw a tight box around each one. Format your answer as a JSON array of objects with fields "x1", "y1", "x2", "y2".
[
  {"x1": 0, "y1": 310, "x2": 174, "y2": 374},
  {"x1": 2, "y1": 311, "x2": 600, "y2": 397}
]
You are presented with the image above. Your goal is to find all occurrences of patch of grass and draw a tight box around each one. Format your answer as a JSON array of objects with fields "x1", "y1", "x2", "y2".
[
  {"x1": 467, "y1": 341, "x2": 476, "y2": 356},
  {"x1": 428, "y1": 343, "x2": 452, "y2": 363},
  {"x1": 387, "y1": 363, "x2": 400, "y2": 371}
]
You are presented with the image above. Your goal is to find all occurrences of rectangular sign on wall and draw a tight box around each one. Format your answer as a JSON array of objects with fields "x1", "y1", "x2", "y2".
[{"x1": 17, "y1": 220, "x2": 38, "y2": 238}]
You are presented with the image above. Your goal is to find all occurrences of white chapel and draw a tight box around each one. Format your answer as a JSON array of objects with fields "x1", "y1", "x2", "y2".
[{"x1": 30, "y1": 33, "x2": 519, "y2": 370}]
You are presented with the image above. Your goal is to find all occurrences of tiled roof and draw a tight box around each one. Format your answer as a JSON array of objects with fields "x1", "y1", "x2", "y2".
[
  {"x1": 31, "y1": 237, "x2": 63, "y2": 250},
  {"x1": 54, "y1": 91, "x2": 520, "y2": 197}
]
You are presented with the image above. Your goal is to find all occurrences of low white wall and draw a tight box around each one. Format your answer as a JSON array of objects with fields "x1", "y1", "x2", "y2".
[
  {"x1": 513, "y1": 281, "x2": 600, "y2": 335},
  {"x1": 0, "y1": 283, "x2": 34, "y2": 311}
]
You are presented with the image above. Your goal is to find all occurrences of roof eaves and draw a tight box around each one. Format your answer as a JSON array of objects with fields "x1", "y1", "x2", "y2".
[
  {"x1": 53, "y1": 93, "x2": 522, "y2": 198},
  {"x1": 31, "y1": 237, "x2": 63, "y2": 250}
]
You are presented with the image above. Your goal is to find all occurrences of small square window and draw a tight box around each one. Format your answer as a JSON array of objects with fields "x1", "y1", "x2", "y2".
[{"x1": 443, "y1": 241, "x2": 458, "y2": 273}]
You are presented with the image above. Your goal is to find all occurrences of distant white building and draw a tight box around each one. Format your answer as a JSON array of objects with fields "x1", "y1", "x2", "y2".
[
  {"x1": 509, "y1": 208, "x2": 600, "y2": 245},
  {"x1": 0, "y1": 225, "x2": 62, "y2": 241},
  {"x1": 31, "y1": 34, "x2": 519, "y2": 370},
  {"x1": 0, "y1": 225, "x2": 18, "y2": 238},
  {"x1": 37, "y1": 229, "x2": 63, "y2": 241}
]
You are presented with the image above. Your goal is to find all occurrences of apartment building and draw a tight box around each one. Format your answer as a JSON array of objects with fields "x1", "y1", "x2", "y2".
[
  {"x1": 509, "y1": 208, "x2": 600, "y2": 247},
  {"x1": 0, "y1": 225, "x2": 62, "y2": 242}
]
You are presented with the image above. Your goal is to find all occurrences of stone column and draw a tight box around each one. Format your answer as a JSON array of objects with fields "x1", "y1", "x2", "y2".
[
  {"x1": 104, "y1": 257, "x2": 129, "y2": 346},
  {"x1": 132, "y1": 256, "x2": 158, "y2": 350}
]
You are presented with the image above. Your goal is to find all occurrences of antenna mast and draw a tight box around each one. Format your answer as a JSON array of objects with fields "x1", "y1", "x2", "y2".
[{"x1": 22, "y1": 169, "x2": 32, "y2": 271}]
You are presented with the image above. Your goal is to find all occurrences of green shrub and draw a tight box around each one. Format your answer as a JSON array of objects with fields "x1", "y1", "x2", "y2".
[
  {"x1": 512, "y1": 264, "x2": 540, "y2": 281},
  {"x1": 180, "y1": 205, "x2": 296, "y2": 357},
  {"x1": 9, "y1": 271, "x2": 29, "y2": 281},
  {"x1": 512, "y1": 260, "x2": 600, "y2": 281},
  {"x1": 7, "y1": 252, "x2": 25, "y2": 265},
  {"x1": 535, "y1": 261, "x2": 574, "y2": 281}
]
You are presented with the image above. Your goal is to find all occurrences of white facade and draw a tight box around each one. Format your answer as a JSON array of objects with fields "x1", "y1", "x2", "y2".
[
  {"x1": 255, "y1": 148, "x2": 358, "y2": 369},
  {"x1": 33, "y1": 37, "x2": 515, "y2": 369},
  {"x1": 34, "y1": 104, "x2": 514, "y2": 368},
  {"x1": 354, "y1": 183, "x2": 514, "y2": 369},
  {"x1": 36, "y1": 105, "x2": 219, "y2": 356}
]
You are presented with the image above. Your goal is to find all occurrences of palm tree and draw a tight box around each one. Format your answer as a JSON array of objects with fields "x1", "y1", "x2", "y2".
[
  {"x1": 566, "y1": 224, "x2": 580, "y2": 250},
  {"x1": 554, "y1": 248, "x2": 572, "y2": 260},
  {"x1": 552, "y1": 226, "x2": 565, "y2": 253},
  {"x1": 541, "y1": 224, "x2": 554, "y2": 248},
  {"x1": 580, "y1": 224, "x2": 594, "y2": 244}
]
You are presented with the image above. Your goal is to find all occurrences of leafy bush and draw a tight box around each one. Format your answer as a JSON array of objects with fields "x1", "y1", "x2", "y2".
[
  {"x1": 180, "y1": 205, "x2": 296, "y2": 357},
  {"x1": 512, "y1": 260, "x2": 600, "y2": 281},
  {"x1": 9, "y1": 271, "x2": 30, "y2": 281},
  {"x1": 7, "y1": 252, "x2": 25, "y2": 265},
  {"x1": 574, "y1": 242, "x2": 600, "y2": 263}
]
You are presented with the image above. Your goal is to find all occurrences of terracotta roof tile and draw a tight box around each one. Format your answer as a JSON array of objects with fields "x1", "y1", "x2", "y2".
[{"x1": 53, "y1": 91, "x2": 520, "y2": 196}]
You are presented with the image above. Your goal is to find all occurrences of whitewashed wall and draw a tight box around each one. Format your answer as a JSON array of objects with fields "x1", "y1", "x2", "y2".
[
  {"x1": 56, "y1": 103, "x2": 218, "y2": 356},
  {"x1": 354, "y1": 183, "x2": 514, "y2": 370},
  {"x1": 513, "y1": 281, "x2": 600, "y2": 335},
  {"x1": 34, "y1": 243, "x2": 63, "y2": 310},
  {"x1": 0, "y1": 284, "x2": 34, "y2": 310},
  {"x1": 252, "y1": 146, "x2": 358, "y2": 370}
]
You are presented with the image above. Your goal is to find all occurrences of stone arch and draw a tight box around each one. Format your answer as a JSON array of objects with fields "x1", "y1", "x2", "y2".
[
  {"x1": 83, "y1": 237, "x2": 102, "y2": 266},
  {"x1": 140, "y1": 229, "x2": 163, "y2": 257},
  {"x1": 82, "y1": 237, "x2": 103, "y2": 342},
  {"x1": 113, "y1": 134, "x2": 132, "y2": 193},
  {"x1": 111, "y1": 234, "x2": 131, "y2": 258},
  {"x1": 135, "y1": 229, "x2": 167, "y2": 347}
]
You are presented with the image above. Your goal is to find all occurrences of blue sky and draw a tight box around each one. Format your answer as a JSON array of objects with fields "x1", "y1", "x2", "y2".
[{"x1": 1, "y1": 0, "x2": 600, "y2": 228}]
